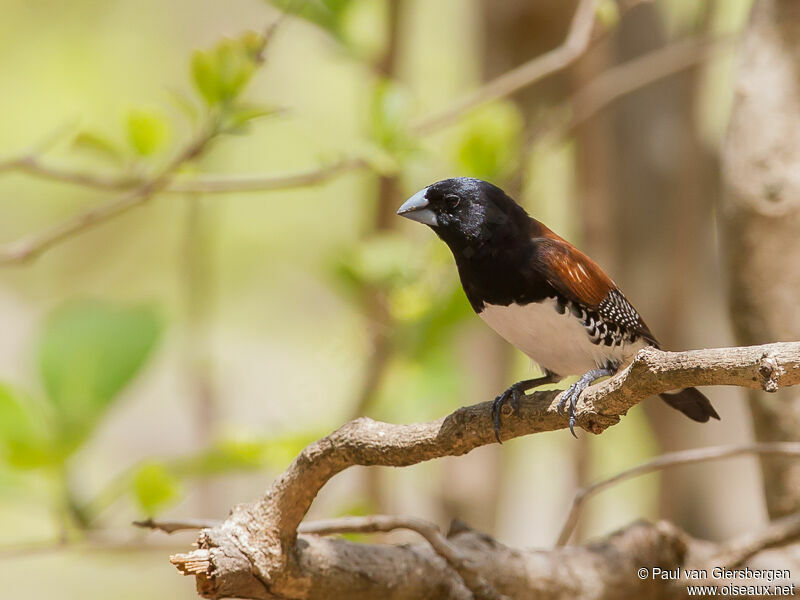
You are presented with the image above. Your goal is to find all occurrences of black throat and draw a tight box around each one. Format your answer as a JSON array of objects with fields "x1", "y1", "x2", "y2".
[{"x1": 445, "y1": 222, "x2": 558, "y2": 313}]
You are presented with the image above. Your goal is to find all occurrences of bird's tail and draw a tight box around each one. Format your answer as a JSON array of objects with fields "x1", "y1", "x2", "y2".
[{"x1": 659, "y1": 388, "x2": 720, "y2": 422}]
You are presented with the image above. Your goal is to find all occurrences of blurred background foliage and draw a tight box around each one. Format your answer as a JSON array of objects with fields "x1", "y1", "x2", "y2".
[{"x1": 0, "y1": 0, "x2": 764, "y2": 597}]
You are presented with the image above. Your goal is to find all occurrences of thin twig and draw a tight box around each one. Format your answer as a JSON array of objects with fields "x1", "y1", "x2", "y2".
[
  {"x1": 0, "y1": 535, "x2": 187, "y2": 559},
  {"x1": 0, "y1": 126, "x2": 214, "y2": 266},
  {"x1": 555, "y1": 442, "x2": 800, "y2": 546},
  {"x1": 0, "y1": 155, "x2": 138, "y2": 190},
  {"x1": 166, "y1": 157, "x2": 366, "y2": 194},
  {"x1": 253, "y1": 1, "x2": 295, "y2": 65},
  {"x1": 299, "y1": 515, "x2": 508, "y2": 600},
  {"x1": 134, "y1": 518, "x2": 222, "y2": 534},
  {"x1": 530, "y1": 33, "x2": 738, "y2": 145},
  {"x1": 409, "y1": 0, "x2": 598, "y2": 135},
  {"x1": 709, "y1": 510, "x2": 800, "y2": 569}
]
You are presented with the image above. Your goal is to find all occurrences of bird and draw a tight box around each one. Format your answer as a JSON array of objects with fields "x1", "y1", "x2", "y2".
[{"x1": 397, "y1": 177, "x2": 719, "y2": 441}]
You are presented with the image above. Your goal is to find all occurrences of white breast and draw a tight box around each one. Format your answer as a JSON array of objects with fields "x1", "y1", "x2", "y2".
[{"x1": 477, "y1": 298, "x2": 645, "y2": 376}]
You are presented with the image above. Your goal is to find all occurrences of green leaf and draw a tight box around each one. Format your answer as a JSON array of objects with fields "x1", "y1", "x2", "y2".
[
  {"x1": 215, "y1": 39, "x2": 255, "y2": 102},
  {"x1": 132, "y1": 461, "x2": 182, "y2": 515},
  {"x1": 369, "y1": 79, "x2": 411, "y2": 151},
  {"x1": 331, "y1": 235, "x2": 420, "y2": 296},
  {"x1": 191, "y1": 49, "x2": 221, "y2": 106},
  {"x1": 451, "y1": 101, "x2": 523, "y2": 182},
  {"x1": 126, "y1": 109, "x2": 169, "y2": 156},
  {"x1": 190, "y1": 33, "x2": 261, "y2": 107},
  {"x1": 398, "y1": 281, "x2": 472, "y2": 360},
  {"x1": 0, "y1": 383, "x2": 56, "y2": 469},
  {"x1": 265, "y1": 0, "x2": 350, "y2": 40},
  {"x1": 38, "y1": 300, "x2": 163, "y2": 453}
]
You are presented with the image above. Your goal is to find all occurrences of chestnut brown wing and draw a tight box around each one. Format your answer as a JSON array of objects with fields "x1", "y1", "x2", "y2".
[{"x1": 534, "y1": 236, "x2": 658, "y2": 346}]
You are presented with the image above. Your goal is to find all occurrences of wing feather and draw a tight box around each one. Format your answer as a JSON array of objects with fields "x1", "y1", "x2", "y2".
[
  {"x1": 534, "y1": 235, "x2": 658, "y2": 345},
  {"x1": 534, "y1": 237, "x2": 614, "y2": 307}
]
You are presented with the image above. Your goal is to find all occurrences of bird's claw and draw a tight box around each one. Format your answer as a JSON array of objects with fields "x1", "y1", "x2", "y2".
[
  {"x1": 491, "y1": 384, "x2": 522, "y2": 444},
  {"x1": 558, "y1": 384, "x2": 582, "y2": 439}
]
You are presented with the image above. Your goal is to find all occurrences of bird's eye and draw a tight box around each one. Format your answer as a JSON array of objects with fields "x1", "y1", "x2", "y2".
[{"x1": 444, "y1": 194, "x2": 460, "y2": 209}]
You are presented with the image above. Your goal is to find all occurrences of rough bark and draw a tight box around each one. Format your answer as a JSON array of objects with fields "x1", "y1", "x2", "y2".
[
  {"x1": 169, "y1": 342, "x2": 800, "y2": 599},
  {"x1": 721, "y1": 0, "x2": 800, "y2": 518}
]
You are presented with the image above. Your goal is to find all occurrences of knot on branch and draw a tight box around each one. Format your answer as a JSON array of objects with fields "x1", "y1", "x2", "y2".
[
  {"x1": 758, "y1": 352, "x2": 783, "y2": 392},
  {"x1": 580, "y1": 412, "x2": 621, "y2": 434}
]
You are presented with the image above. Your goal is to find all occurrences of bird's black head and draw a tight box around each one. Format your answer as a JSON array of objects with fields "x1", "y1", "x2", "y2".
[{"x1": 397, "y1": 177, "x2": 530, "y2": 253}]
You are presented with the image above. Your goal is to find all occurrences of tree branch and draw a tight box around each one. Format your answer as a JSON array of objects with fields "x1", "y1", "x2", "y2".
[
  {"x1": 0, "y1": 126, "x2": 215, "y2": 266},
  {"x1": 134, "y1": 518, "x2": 223, "y2": 534},
  {"x1": 167, "y1": 341, "x2": 800, "y2": 599},
  {"x1": 0, "y1": 154, "x2": 138, "y2": 190},
  {"x1": 556, "y1": 442, "x2": 800, "y2": 546},
  {"x1": 409, "y1": 0, "x2": 598, "y2": 135},
  {"x1": 708, "y1": 510, "x2": 800, "y2": 569},
  {"x1": 299, "y1": 515, "x2": 507, "y2": 600},
  {"x1": 166, "y1": 157, "x2": 367, "y2": 194},
  {"x1": 530, "y1": 33, "x2": 738, "y2": 145}
]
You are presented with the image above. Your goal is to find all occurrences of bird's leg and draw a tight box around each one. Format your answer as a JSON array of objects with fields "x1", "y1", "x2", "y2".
[
  {"x1": 557, "y1": 366, "x2": 617, "y2": 438},
  {"x1": 492, "y1": 371, "x2": 559, "y2": 444}
]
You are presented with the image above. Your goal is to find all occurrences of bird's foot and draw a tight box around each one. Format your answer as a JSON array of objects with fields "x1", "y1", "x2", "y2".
[
  {"x1": 491, "y1": 383, "x2": 524, "y2": 444},
  {"x1": 557, "y1": 367, "x2": 616, "y2": 438},
  {"x1": 557, "y1": 382, "x2": 585, "y2": 438},
  {"x1": 491, "y1": 374, "x2": 559, "y2": 444}
]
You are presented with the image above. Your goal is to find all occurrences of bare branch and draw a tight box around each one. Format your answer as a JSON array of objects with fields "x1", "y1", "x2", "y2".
[
  {"x1": 531, "y1": 33, "x2": 738, "y2": 145},
  {"x1": 0, "y1": 127, "x2": 215, "y2": 266},
  {"x1": 166, "y1": 157, "x2": 366, "y2": 194},
  {"x1": 299, "y1": 515, "x2": 507, "y2": 600},
  {"x1": 709, "y1": 510, "x2": 800, "y2": 569},
  {"x1": 409, "y1": 0, "x2": 598, "y2": 135},
  {"x1": 168, "y1": 341, "x2": 800, "y2": 599},
  {"x1": 134, "y1": 518, "x2": 223, "y2": 534},
  {"x1": 556, "y1": 442, "x2": 800, "y2": 546},
  {"x1": 0, "y1": 155, "x2": 138, "y2": 190}
]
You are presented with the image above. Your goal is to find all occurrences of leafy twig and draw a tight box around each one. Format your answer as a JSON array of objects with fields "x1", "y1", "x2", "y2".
[{"x1": 0, "y1": 125, "x2": 215, "y2": 266}]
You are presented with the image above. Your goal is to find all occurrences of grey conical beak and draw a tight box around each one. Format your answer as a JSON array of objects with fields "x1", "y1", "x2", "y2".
[{"x1": 397, "y1": 187, "x2": 438, "y2": 227}]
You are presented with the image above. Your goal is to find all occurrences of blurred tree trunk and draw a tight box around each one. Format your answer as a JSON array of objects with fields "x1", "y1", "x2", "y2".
[
  {"x1": 474, "y1": 0, "x2": 580, "y2": 537},
  {"x1": 720, "y1": 0, "x2": 800, "y2": 519},
  {"x1": 572, "y1": 32, "x2": 616, "y2": 544},
  {"x1": 605, "y1": 3, "x2": 722, "y2": 538},
  {"x1": 353, "y1": 0, "x2": 403, "y2": 517},
  {"x1": 482, "y1": 0, "x2": 721, "y2": 539}
]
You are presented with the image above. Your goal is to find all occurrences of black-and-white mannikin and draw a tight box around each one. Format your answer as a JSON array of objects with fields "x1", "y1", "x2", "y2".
[{"x1": 398, "y1": 177, "x2": 719, "y2": 441}]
